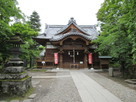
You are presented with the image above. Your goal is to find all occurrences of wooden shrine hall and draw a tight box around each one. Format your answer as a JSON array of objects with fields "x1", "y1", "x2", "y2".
[{"x1": 34, "y1": 18, "x2": 102, "y2": 69}]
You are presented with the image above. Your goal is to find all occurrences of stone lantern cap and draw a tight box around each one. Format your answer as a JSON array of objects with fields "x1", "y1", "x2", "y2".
[
  {"x1": 7, "y1": 60, "x2": 24, "y2": 64},
  {"x1": 9, "y1": 33, "x2": 24, "y2": 44}
]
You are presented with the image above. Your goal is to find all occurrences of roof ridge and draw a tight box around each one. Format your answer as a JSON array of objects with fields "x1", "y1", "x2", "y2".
[{"x1": 46, "y1": 25, "x2": 65, "y2": 28}]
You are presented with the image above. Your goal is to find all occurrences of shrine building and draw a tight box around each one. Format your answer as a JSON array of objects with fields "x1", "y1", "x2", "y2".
[{"x1": 34, "y1": 18, "x2": 101, "y2": 69}]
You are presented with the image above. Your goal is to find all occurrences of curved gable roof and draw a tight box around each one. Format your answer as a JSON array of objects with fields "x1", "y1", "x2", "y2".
[
  {"x1": 56, "y1": 18, "x2": 90, "y2": 35},
  {"x1": 34, "y1": 18, "x2": 99, "y2": 45},
  {"x1": 50, "y1": 32, "x2": 92, "y2": 41}
]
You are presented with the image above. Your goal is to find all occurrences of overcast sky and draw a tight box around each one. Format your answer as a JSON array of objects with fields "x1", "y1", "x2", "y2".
[{"x1": 17, "y1": 0, "x2": 104, "y2": 32}]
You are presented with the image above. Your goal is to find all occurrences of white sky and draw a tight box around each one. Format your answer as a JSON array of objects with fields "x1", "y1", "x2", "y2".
[{"x1": 17, "y1": 0, "x2": 104, "y2": 32}]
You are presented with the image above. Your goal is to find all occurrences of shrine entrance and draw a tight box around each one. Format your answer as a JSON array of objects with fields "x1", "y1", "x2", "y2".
[
  {"x1": 60, "y1": 38, "x2": 88, "y2": 68},
  {"x1": 63, "y1": 50, "x2": 84, "y2": 68}
]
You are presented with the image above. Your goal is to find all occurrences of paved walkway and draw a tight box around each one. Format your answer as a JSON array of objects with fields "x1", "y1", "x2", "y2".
[
  {"x1": 32, "y1": 75, "x2": 71, "y2": 78},
  {"x1": 71, "y1": 71, "x2": 123, "y2": 102}
]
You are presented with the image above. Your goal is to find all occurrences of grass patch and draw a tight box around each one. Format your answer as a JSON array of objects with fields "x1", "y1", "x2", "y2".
[{"x1": 29, "y1": 69, "x2": 46, "y2": 72}]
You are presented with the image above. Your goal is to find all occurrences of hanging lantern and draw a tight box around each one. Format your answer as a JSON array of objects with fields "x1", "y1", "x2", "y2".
[
  {"x1": 88, "y1": 53, "x2": 92, "y2": 64},
  {"x1": 54, "y1": 53, "x2": 58, "y2": 64}
]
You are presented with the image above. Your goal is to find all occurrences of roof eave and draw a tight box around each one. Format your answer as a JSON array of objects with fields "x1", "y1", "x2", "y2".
[
  {"x1": 33, "y1": 37, "x2": 50, "y2": 46},
  {"x1": 50, "y1": 33, "x2": 92, "y2": 42}
]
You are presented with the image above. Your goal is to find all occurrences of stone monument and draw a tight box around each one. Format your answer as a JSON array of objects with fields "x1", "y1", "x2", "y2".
[{"x1": 0, "y1": 33, "x2": 32, "y2": 96}]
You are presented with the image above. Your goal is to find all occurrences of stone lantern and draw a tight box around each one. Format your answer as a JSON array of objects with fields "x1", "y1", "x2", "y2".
[{"x1": 0, "y1": 33, "x2": 32, "y2": 95}]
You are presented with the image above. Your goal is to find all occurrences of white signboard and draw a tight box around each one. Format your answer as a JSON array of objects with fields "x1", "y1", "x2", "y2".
[
  {"x1": 42, "y1": 61, "x2": 45, "y2": 65},
  {"x1": 80, "y1": 61, "x2": 83, "y2": 64}
]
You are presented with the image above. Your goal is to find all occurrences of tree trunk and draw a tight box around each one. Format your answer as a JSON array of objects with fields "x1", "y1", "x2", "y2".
[
  {"x1": 30, "y1": 56, "x2": 32, "y2": 68},
  {"x1": 120, "y1": 61, "x2": 125, "y2": 77}
]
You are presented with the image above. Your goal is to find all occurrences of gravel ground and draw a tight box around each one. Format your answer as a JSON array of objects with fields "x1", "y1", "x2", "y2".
[
  {"x1": 3, "y1": 69, "x2": 135, "y2": 102},
  {"x1": 85, "y1": 71, "x2": 136, "y2": 102},
  {"x1": 28, "y1": 71, "x2": 57, "y2": 76},
  {"x1": 96, "y1": 71, "x2": 136, "y2": 90},
  {"x1": 31, "y1": 71, "x2": 82, "y2": 102}
]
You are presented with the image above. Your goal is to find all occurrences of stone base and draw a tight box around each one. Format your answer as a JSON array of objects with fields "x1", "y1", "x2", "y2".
[
  {"x1": 0, "y1": 76, "x2": 32, "y2": 96},
  {"x1": 4, "y1": 66, "x2": 24, "y2": 73},
  {"x1": 0, "y1": 72, "x2": 28, "y2": 79},
  {"x1": 125, "y1": 79, "x2": 136, "y2": 85}
]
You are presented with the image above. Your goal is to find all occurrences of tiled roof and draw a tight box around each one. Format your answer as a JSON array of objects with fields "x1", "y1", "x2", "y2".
[
  {"x1": 35, "y1": 18, "x2": 99, "y2": 41},
  {"x1": 50, "y1": 32, "x2": 93, "y2": 41}
]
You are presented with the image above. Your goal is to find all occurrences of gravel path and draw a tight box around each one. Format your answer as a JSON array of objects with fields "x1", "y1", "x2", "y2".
[
  {"x1": 85, "y1": 71, "x2": 136, "y2": 102},
  {"x1": 31, "y1": 71, "x2": 82, "y2": 102},
  {"x1": 2, "y1": 70, "x2": 136, "y2": 102},
  {"x1": 20, "y1": 70, "x2": 136, "y2": 102}
]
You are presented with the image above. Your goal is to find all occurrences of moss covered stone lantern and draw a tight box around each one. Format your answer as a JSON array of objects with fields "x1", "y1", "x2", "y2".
[{"x1": 0, "y1": 33, "x2": 32, "y2": 96}]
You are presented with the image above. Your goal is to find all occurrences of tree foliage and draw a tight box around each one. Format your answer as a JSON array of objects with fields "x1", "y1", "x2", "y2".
[
  {"x1": 11, "y1": 22, "x2": 41, "y2": 68},
  {"x1": 11, "y1": 22, "x2": 38, "y2": 40},
  {"x1": 0, "y1": 1, "x2": 42, "y2": 69},
  {"x1": 95, "y1": 0, "x2": 136, "y2": 78},
  {"x1": 28, "y1": 11, "x2": 41, "y2": 32},
  {"x1": 0, "y1": 0, "x2": 23, "y2": 67}
]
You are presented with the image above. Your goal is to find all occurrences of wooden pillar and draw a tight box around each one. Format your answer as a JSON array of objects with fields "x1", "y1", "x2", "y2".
[
  {"x1": 59, "y1": 44, "x2": 64, "y2": 68},
  {"x1": 84, "y1": 54, "x2": 88, "y2": 68},
  {"x1": 84, "y1": 46, "x2": 88, "y2": 68},
  {"x1": 59, "y1": 53, "x2": 63, "y2": 68}
]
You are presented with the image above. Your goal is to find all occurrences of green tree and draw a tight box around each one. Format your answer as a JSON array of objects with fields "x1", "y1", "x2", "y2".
[
  {"x1": 95, "y1": 0, "x2": 136, "y2": 78},
  {"x1": 0, "y1": 0, "x2": 23, "y2": 68},
  {"x1": 11, "y1": 22, "x2": 40, "y2": 68},
  {"x1": 11, "y1": 22, "x2": 38, "y2": 40},
  {"x1": 28, "y1": 11, "x2": 41, "y2": 32}
]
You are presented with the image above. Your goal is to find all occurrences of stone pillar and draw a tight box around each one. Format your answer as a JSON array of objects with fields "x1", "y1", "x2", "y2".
[{"x1": 109, "y1": 68, "x2": 114, "y2": 77}]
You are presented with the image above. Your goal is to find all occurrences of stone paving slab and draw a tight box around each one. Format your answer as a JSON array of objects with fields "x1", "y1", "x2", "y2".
[
  {"x1": 85, "y1": 72, "x2": 136, "y2": 102},
  {"x1": 28, "y1": 94, "x2": 37, "y2": 99},
  {"x1": 71, "y1": 71, "x2": 123, "y2": 102},
  {"x1": 32, "y1": 75, "x2": 71, "y2": 79}
]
